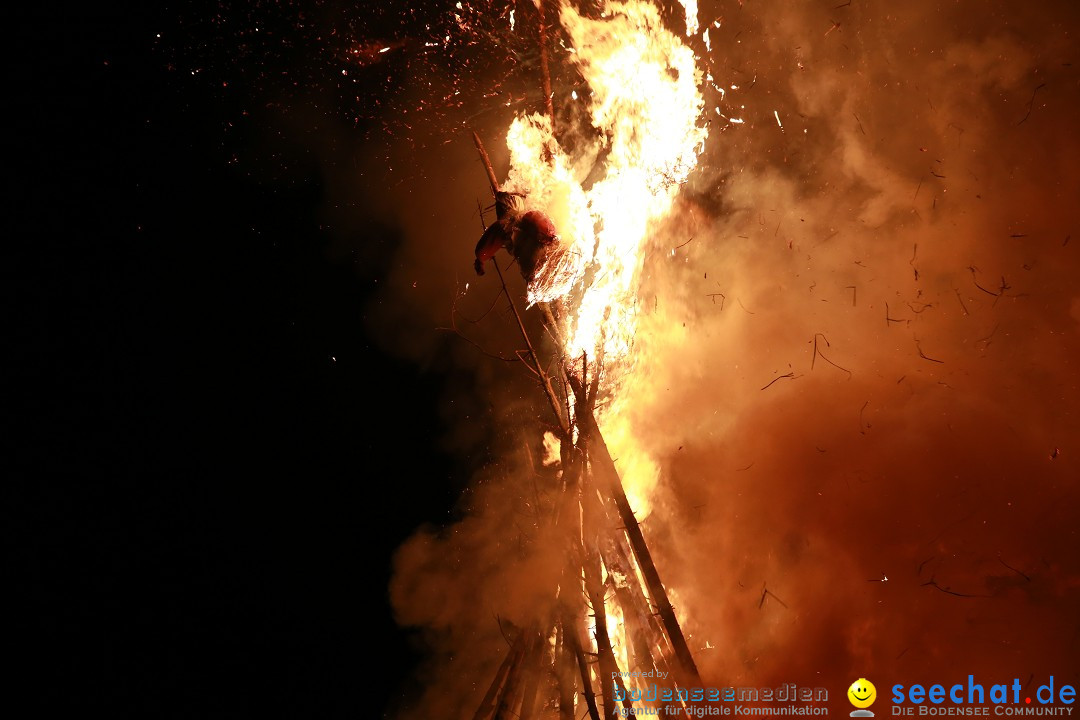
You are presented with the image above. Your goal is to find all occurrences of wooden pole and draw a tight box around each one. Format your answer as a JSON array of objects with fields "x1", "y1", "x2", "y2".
[
  {"x1": 582, "y1": 472, "x2": 633, "y2": 716},
  {"x1": 473, "y1": 635, "x2": 526, "y2": 720},
  {"x1": 583, "y1": 551, "x2": 618, "y2": 719},
  {"x1": 578, "y1": 406, "x2": 703, "y2": 686},
  {"x1": 494, "y1": 633, "x2": 531, "y2": 720},
  {"x1": 555, "y1": 623, "x2": 576, "y2": 720},
  {"x1": 472, "y1": 131, "x2": 501, "y2": 197},
  {"x1": 518, "y1": 630, "x2": 545, "y2": 720},
  {"x1": 601, "y1": 525, "x2": 675, "y2": 668},
  {"x1": 554, "y1": 449, "x2": 600, "y2": 720},
  {"x1": 470, "y1": 130, "x2": 569, "y2": 437},
  {"x1": 564, "y1": 611, "x2": 602, "y2": 720},
  {"x1": 537, "y1": 0, "x2": 555, "y2": 121}
]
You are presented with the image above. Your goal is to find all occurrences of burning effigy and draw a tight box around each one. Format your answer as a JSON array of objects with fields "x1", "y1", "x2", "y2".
[{"x1": 473, "y1": 190, "x2": 560, "y2": 279}]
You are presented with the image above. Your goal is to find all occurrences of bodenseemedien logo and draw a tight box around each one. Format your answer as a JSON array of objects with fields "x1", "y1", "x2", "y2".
[{"x1": 849, "y1": 679, "x2": 878, "y2": 717}]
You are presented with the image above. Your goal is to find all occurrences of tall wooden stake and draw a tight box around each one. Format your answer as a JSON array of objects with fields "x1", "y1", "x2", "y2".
[
  {"x1": 517, "y1": 630, "x2": 545, "y2": 720},
  {"x1": 471, "y1": 130, "x2": 569, "y2": 437},
  {"x1": 555, "y1": 623, "x2": 576, "y2": 720},
  {"x1": 564, "y1": 611, "x2": 602, "y2": 720},
  {"x1": 579, "y1": 407, "x2": 703, "y2": 686},
  {"x1": 474, "y1": 635, "x2": 526, "y2": 720},
  {"x1": 537, "y1": 0, "x2": 555, "y2": 121}
]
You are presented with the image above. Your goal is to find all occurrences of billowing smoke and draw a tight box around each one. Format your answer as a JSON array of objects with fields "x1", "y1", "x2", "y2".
[{"x1": 369, "y1": 0, "x2": 1080, "y2": 715}]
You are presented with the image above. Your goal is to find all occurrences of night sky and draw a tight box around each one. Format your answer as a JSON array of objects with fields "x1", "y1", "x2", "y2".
[
  {"x1": 13, "y1": 0, "x2": 1080, "y2": 717},
  {"x1": 13, "y1": 2, "x2": 473, "y2": 715}
]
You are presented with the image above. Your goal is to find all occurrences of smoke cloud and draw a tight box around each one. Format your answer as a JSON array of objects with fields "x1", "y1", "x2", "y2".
[{"x1": 368, "y1": 0, "x2": 1080, "y2": 715}]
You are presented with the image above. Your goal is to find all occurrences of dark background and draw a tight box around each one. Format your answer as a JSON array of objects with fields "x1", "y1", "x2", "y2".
[{"x1": 12, "y1": 3, "x2": 473, "y2": 715}]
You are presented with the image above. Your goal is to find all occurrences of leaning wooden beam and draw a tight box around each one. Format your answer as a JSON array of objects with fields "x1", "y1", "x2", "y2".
[
  {"x1": 594, "y1": 487, "x2": 676, "y2": 668},
  {"x1": 555, "y1": 451, "x2": 599, "y2": 720},
  {"x1": 472, "y1": 131, "x2": 501, "y2": 197},
  {"x1": 565, "y1": 368, "x2": 674, "y2": 681},
  {"x1": 473, "y1": 450, "x2": 568, "y2": 719},
  {"x1": 555, "y1": 623, "x2": 576, "y2": 720},
  {"x1": 584, "y1": 530, "x2": 624, "y2": 719},
  {"x1": 518, "y1": 629, "x2": 545, "y2": 720},
  {"x1": 563, "y1": 611, "x2": 602, "y2": 720},
  {"x1": 495, "y1": 259, "x2": 568, "y2": 434},
  {"x1": 575, "y1": 401, "x2": 703, "y2": 686},
  {"x1": 602, "y1": 543, "x2": 682, "y2": 717},
  {"x1": 599, "y1": 529, "x2": 674, "y2": 678},
  {"x1": 581, "y1": 456, "x2": 637, "y2": 717},
  {"x1": 494, "y1": 633, "x2": 532, "y2": 720},
  {"x1": 470, "y1": 130, "x2": 570, "y2": 436},
  {"x1": 473, "y1": 634, "x2": 526, "y2": 720},
  {"x1": 536, "y1": 0, "x2": 555, "y2": 121}
]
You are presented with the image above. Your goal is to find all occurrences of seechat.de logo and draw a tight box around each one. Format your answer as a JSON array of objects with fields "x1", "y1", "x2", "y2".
[{"x1": 892, "y1": 676, "x2": 1076, "y2": 716}]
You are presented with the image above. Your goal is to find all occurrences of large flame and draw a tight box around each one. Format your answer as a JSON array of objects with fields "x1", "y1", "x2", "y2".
[
  {"x1": 676, "y1": 0, "x2": 700, "y2": 37},
  {"x1": 504, "y1": 0, "x2": 707, "y2": 515}
]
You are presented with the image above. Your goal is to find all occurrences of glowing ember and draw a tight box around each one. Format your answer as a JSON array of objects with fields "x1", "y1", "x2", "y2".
[{"x1": 541, "y1": 430, "x2": 562, "y2": 466}]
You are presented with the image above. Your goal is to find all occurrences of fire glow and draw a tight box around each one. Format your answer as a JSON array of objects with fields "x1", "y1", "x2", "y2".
[
  {"x1": 456, "y1": 1, "x2": 712, "y2": 714},
  {"x1": 504, "y1": 0, "x2": 708, "y2": 514},
  {"x1": 384, "y1": 0, "x2": 1080, "y2": 718}
]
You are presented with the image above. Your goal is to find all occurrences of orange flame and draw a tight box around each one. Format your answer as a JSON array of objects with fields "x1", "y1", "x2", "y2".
[{"x1": 504, "y1": 0, "x2": 707, "y2": 515}]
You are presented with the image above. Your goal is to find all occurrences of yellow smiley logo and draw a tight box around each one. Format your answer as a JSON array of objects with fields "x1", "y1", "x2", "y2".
[{"x1": 848, "y1": 678, "x2": 877, "y2": 709}]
